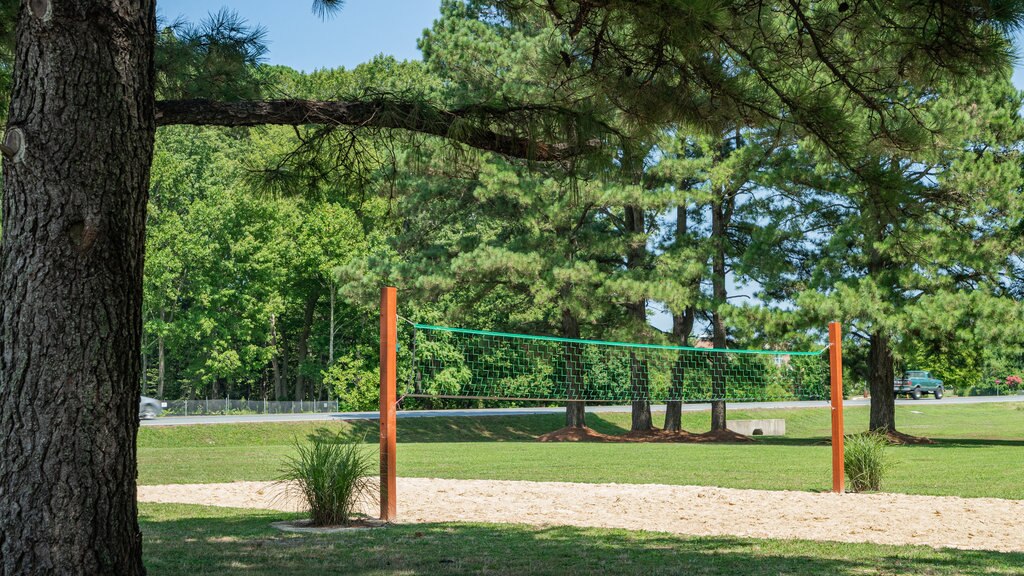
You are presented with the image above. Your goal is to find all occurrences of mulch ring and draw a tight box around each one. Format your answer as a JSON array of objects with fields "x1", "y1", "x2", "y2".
[
  {"x1": 537, "y1": 426, "x2": 753, "y2": 443},
  {"x1": 689, "y1": 428, "x2": 756, "y2": 443}
]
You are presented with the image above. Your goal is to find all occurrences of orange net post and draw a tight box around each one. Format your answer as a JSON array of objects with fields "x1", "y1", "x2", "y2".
[
  {"x1": 829, "y1": 321, "x2": 845, "y2": 493},
  {"x1": 379, "y1": 286, "x2": 397, "y2": 521}
]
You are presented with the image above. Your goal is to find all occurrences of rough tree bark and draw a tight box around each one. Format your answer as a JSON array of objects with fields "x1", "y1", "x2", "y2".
[
  {"x1": 863, "y1": 185, "x2": 900, "y2": 433},
  {"x1": 665, "y1": 305, "x2": 695, "y2": 432},
  {"x1": 155, "y1": 99, "x2": 595, "y2": 162},
  {"x1": 0, "y1": 1, "x2": 155, "y2": 574},
  {"x1": 709, "y1": 186, "x2": 733, "y2": 431},
  {"x1": 619, "y1": 145, "x2": 653, "y2": 433},
  {"x1": 866, "y1": 202, "x2": 898, "y2": 432},
  {"x1": 665, "y1": 204, "x2": 696, "y2": 432},
  {"x1": 624, "y1": 203, "x2": 653, "y2": 432},
  {"x1": 868, "y1": 330, "x2": 897, "y2": 432},
  {"x1": 562, "y1": 308, "x2": 586, "y2": 428}
]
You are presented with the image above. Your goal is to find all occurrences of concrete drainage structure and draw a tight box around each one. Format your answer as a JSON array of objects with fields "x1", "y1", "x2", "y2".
[{"x1": 726, "y1": 419, "x2": 786, "y2": 436}]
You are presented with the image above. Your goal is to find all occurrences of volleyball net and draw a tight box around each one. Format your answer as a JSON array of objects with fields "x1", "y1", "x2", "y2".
[
  {"x1": 377, "y1": 288, "x2": 847, "y2": 522},
  {"x1": 404, "y1": 323, "x2": 831, "y2": 404}
]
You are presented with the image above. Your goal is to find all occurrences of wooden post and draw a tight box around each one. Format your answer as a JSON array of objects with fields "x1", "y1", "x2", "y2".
[
  {"x1": 379, "y1": 286, "x2": 398, "y2": 521},
  {"x1": 829, "y1": 321, "x2": 845, "y2": 493}
]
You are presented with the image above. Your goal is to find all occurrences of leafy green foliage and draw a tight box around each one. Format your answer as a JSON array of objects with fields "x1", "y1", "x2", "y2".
[
  {"x1": 750, "y1": 72, "x2": 1024, "y2": 430},
  {"x1": 144, "y1": 125, "x2": 372, "y2": 401},
  {"x1": 322, "y1": 353, "x2": 378, "y2": 411}
]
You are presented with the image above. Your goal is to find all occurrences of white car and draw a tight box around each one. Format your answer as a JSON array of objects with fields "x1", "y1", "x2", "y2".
[{"x1": 139, "y1": 396, "x2": 163, "y2": 420}]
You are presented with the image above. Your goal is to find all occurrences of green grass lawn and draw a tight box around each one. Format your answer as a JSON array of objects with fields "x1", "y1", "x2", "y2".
[
  {"x1": 141, "y1": 503, "x2": 1024, "y2": 575},
  {"x1": 139, "y1": 403, "x2": 1024, "y2": 574},
  {"x1": 139, "y1": 402, "x2": 1024, "y2": 499}
]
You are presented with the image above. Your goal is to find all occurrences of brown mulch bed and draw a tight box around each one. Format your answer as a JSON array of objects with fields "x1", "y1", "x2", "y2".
[
  {"x1": 620, "y1": 428, "x2": 697, "y2": 442},
  {"x1": 689, "y1": 428, "x2": 755, "y2": 443}
]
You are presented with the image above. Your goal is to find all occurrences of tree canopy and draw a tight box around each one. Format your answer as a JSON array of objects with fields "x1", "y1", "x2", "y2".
[{"x1": 3, "y1": 1, "x2": 1024, "y2": 572}]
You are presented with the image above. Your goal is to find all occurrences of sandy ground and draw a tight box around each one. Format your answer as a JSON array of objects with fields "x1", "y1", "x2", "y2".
[{"x1": 138, "y1": 478, "x2": 1024, "y2": 553}]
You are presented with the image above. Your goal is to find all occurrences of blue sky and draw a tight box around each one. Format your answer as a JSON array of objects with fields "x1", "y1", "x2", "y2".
[{"x1": 158, "y1": 0, "x2": 443, "y2": 71}]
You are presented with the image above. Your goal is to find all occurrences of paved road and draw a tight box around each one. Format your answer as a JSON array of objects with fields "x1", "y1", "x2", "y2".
[{"x1": 140, "y1": 394, "x2": 1024, "y2": 426}]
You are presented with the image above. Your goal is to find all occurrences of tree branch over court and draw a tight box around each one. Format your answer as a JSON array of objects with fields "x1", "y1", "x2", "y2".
[{"x1": 155, "y1": 98, "x2": 600, "y2": 162}]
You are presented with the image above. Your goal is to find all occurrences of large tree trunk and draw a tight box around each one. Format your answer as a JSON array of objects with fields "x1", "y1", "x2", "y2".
[
  {"x1": 665, "y1": 306, "x2": 695, "y2": 432},
  {"x1": 865, "y1": 191, "x2": 898, "y2": 433},
  {"x1": 629, "y1": 350, "x2": 653, "y2": 431},
  {"x1": 0, "y1": 1, "x2": 155, "y2": 574},
  {"x1": 868, "y1": 333, "x2": 897, "y2": 432},
  {"x1": 295, "y1": 291, "x2": 319, "y2": 401},
  {"x1": 624, "y1": 205, "x2": 653, "y2": 432},
  {"x1": 562, "y1": 308, "x2": 586, "y2": 428},
  {"x1": 620, "y1": 146, "x2": 652, "y2": 433},
  {"x1": 709, "y1": 190, "x2": 731, "y2": 431},
  {"x1": 665, "y1": 204, "x2": 695, "y2": 432}
]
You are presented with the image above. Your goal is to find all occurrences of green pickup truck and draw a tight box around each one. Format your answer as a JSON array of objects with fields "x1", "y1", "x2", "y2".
[{"x1": 894, "y1": 370, "x2": 945, "y2": 400}]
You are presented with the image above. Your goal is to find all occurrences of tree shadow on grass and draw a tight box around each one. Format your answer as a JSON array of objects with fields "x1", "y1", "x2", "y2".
[
  {"x1": 742, "y1": 436, "x2": 1024, "y2": 449},
  {"x1": 140, "y1": 504, "x2": 1024, "y2": 576},
  {"x1": 905, "y1": 438, "x2": 1024, "y2": 448},
  {"x1": 330, "y1": 414, "x2": 632, "y2": 444},
  {"x1": 313, "y1": 416, "x2": 1021, "y2": 448}
]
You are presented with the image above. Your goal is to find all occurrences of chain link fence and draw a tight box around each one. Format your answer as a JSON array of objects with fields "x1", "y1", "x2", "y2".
[{"x1": 161, "y1": 399, "x2": 340, "y2": 416}]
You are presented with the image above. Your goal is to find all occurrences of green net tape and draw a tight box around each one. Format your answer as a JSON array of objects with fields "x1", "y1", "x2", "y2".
[{"x1": 408, "y1": 324, "x2": 830, "y2": 403}]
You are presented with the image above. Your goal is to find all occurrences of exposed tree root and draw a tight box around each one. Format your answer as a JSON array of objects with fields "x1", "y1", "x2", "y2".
[{"x1": 881, "y1": 429, "x2": 935, "y2": 445}]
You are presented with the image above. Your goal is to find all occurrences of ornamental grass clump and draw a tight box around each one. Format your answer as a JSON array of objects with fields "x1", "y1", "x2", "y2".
[
  {"x1": 844, "y1": 433, "x2": 891, "y2": 492},
  {"x1": 279, "y1": 430, "x2": 374, "y2": 526}
]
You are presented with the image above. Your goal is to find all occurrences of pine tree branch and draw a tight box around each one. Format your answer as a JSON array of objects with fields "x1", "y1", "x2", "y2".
[{"x1": 155, "y1": 98, "x2": 597, "y2": 162}]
